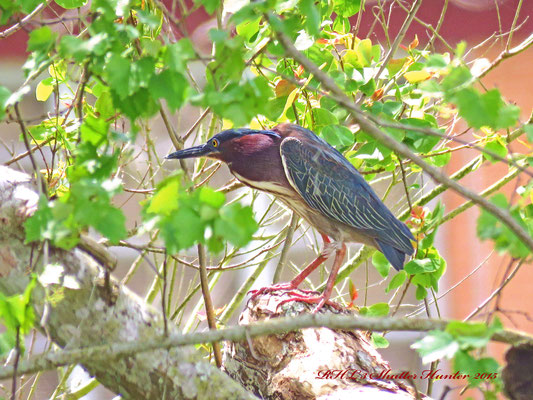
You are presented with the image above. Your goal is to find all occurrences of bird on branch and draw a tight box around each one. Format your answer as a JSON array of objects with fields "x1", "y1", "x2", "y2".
[{"x1": 166, "y1": 123, "x2": 414, "y2": 312}]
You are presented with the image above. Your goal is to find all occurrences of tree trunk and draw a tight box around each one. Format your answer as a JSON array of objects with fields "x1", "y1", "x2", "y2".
[{"x1": 224, "y1": 293, "x2": 428, "y2": 399}]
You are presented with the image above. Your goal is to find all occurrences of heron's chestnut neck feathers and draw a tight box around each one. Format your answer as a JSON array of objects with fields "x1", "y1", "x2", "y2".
[{"x1": 225, "y1": 134, "x2": 292, "y2": 192}]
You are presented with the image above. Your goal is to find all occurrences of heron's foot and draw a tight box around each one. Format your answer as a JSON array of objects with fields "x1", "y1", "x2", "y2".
[
  {"x1": 249, "y1": 282, "x2": 316, "y2": 299},
  {"x1": 276, "y1": 293, "x2": 343, "y2": 313}
]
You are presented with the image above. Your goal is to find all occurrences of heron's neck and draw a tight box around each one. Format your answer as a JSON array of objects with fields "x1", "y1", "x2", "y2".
[{"x1": 227, "y1": 145, "x2": 293, "y2": 194}]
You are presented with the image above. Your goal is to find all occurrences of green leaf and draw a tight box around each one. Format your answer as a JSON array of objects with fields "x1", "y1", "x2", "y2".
[
  {"x1": 419, "y1": 228, "x2": 437, "y2": 250},
  {"x1": 59, "y1": 34, "x2": 108, "y2": 62},
  {"x1": 415, "y1": 285, "x2": 427, "y2": 300},
  {"x1": 446, "y1": 321, "x2": 491, "y2": 350},
  {"x1": 0, "y1": 85, "x2": 11, "y2": 121},
  {"x1": 20, "y1": 0, "x2": 43, "y2": 13},
  {"x1": 451, "y1": 88, "x2": 520, "y2": 130},
  {"x1": 401, "y1": 118, "x2": 440, "y2": 152},
  {"x1": 455, "y1": 41, "x2": 467, "y2": 58},
  {"x1": 372, "y1": 251, "x2": 391, "y2": 277},
  {"x1": 80, "y1": 115, "x2": 110, "y2": 146},
  {"x1": 56, "y1": 0, "x2": 88, "y2": 9},
  {"x1": 71, "y1": 180, "x2": 126, "y2": 243},
  {"x1": 483, "y1": 137, "x2": 508, "y2": 163},
  {"x1": 194, "y1": 0, "x2": 220, "y2": 14},
  {"x1": 454, "y1": 350, "x2": 500, "y2": 387},
  {"x1": 371, "y1": 333, "x2": 389, "y2": 348},
  {"x1": 524, "y1": 124, "x2": 533, "y2": 142},
  {"x1": 215, "y1": 203, "x2": 258, "y2": 247},
  {"x1": 426, "y1": 54, "x2": 448, "y2": 68},
  {"x1": 411, "y1": 330, "x2": 459, "y2": 364},
  {"x1": 404, "y1": 258, "x2": 439, "y2": 274},
  {"x1": 313, "y1": 108, "x2": 339, "y2": 129},
  {"x1": 79, "y1": 202, "x2": 126, "y2": 243},
  {"x1": 27, "y1": 26, "x2": 57, "y2": 52},
  {"x1": 164, "y1": 39, "x2": 195, "y2": 72},
  {"x1": 321, "y1": 125, "x2": 353, "y2": 148},
  {"x1": 105, "y1": 54, "x2": 131, "y2": 99},
  {"x1": 333, "y1": 0, "x2": 361, "y2": 17},
  {"x1": 332, "y1": 17, "x2": 350, "y2": 34},
  {"x1": 24, "y1": 196, "x2": 79, "y2": 249},
  {"x1": 171, "y1": 207, "x2": 205, "y2": 250},
  {"x1": 149, "y1": 69, "x2": 190, "y2": 111},
  {"x1": 0, "y1": 277, "x2": 37, "y2": 355},
  {"x1": 386, "y1": 270, "x2": 407, "y2": 293},
  {"x1": 136, "y1": 9, "x2": 161, "y2": 29},
  {"x1": 95, "y1": 90, "x2": 115, "y2": 119},
  {"x1": 300, "y1": 0, "x2": 320, "y2": 36},
  {"x1": 477, "y1": 193, "x2": 530, "y2": 258},
  {"x1": 199, "y1": 186, "x2": 225, "y2": 208},
  {"x1": 360, "y1": 302, "x2": 389, "y2": 317},
  {"x1": 208, "y1": 29, "x2": 228, "y2": 44},
  {"x1": 426, "y1": 150, "x2": 451, "y2": 167},
  {"x1": 359, "y1": 78, "x2": 376, "y2": 96},
  {"x1": 236, "y1": 17, "x2": 262, "y2": 41},
  {"x1": 146, "y1": 175, "x2": 180, "y2": 216},
  {"x1": 441, "y1": 65, "x2": 472, "y2": 92}
]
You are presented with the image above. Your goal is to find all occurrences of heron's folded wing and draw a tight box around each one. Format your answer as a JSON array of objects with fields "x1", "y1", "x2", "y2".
[{"x1": 280, "y1": 137, "x2": 413, "y2": 254}]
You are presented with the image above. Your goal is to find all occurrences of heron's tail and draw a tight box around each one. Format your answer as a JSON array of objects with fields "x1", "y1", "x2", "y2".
[{"x1": 375, "y1": 240, "x2": 409, "y2": 271}]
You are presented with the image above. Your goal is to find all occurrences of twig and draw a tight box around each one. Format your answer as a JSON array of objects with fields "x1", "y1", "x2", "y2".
[
  {"x1": 162, "y1": 250, "x2": 169, "y2": 337},
  {"x1": 197, "y1": 244, "x2": 222, "y2": 368},
  {"x1": 478, "y1": 31, "x2": 533, "y2": 78},
  {"x1": 464, "y1": 258, "x2": 526, "y2": 321},
  {"x1": 4, "y1": 137, "x2": 54, "y2": 166},
  {"x1": 407, "y1": 252, "x2": 494, "y2": 317},
  {"x1": 366, "y1": 117, "x2": 533, "y2": 178},
  {"x1": 0, "y1": 0, "x2": 52, "y2": 38},
  {"x1": 10, "y1": 327, "x2": 21, "y2": 400},
  {"x1": 13, "y1": 104, "x2": 47, "y2": 195},
  {"x1": 440, "y1": 160, "x2": 524, "y2": 225},
  {"x1": 397, "y1": 156, "x2": 412, "y2": 211},
  {"x1": 373, "y1": 0, "x2": 423, "y2": 82},
  {"x1": 272, "y1": 212, "x2": 299, "y2": 283},
  {"x1": 505, "y1": 0, "x2": 524, "y2": 51}
]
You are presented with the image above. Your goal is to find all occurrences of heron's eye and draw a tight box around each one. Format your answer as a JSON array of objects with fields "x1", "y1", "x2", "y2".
[{"x1": 212, "y1": 139, "x2": 219, "y2": 148}]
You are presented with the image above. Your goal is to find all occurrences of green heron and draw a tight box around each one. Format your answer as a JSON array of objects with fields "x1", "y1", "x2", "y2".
[{"x1": 166, "y1": 123, "x2": 414, "y2": 311}]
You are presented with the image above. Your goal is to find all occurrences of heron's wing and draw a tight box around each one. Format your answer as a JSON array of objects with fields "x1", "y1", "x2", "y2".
[{"x1": 280, "y1": 137, "x2": 414, "y2": 255}]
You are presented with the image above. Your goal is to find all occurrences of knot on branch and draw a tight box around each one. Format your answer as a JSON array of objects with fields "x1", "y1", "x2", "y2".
[{"x1": 223, "y1": 291, "x2": 425, "y2": 400}]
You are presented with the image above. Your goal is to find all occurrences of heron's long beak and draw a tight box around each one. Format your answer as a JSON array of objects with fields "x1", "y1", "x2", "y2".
[{"x1": 165, "y1": 144, "x2": 214, "y2": 160}]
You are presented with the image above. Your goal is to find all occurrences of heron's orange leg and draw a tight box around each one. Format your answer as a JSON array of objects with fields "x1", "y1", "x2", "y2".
[
  {"x1": 276, "y1": 243, "x2": 347, "y2": 313},
  {"x1": 249, "y1": 234, "x2": 332, "y2": 298}
]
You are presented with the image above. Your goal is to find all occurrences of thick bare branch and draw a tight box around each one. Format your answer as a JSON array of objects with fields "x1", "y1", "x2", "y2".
[{"x1": 0, "y1": 292, "x2": 530, "y2": 381}]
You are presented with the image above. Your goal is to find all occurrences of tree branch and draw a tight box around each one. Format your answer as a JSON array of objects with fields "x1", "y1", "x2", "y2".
[{"x1": 0, "y1": 300, "x2": 530, "y2": 380}]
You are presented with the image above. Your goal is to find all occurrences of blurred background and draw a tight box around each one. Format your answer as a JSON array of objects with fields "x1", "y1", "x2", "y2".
[{"x1": 1, "y1": 0, "x2": 532, "y2": 398}]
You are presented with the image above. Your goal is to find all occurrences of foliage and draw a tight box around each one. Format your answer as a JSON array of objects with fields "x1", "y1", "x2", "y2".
[
  {"x1": 0, "y1": 277, "x2": 37, "y2": 356},
  {"x1": 0, "y1": 0, "x2": 531, "y2": 398},
  {"x1": 143, "y1": 173, "x2": 257, "y2": 253}
]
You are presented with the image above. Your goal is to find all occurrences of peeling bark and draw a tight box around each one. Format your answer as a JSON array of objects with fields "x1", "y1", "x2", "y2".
[
  {"x1": 224, "y1": 293, "x2": 429, "y2": 400},
  {"x1": 0, "y1": 166, "x2": 256, "y2": 400}
]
